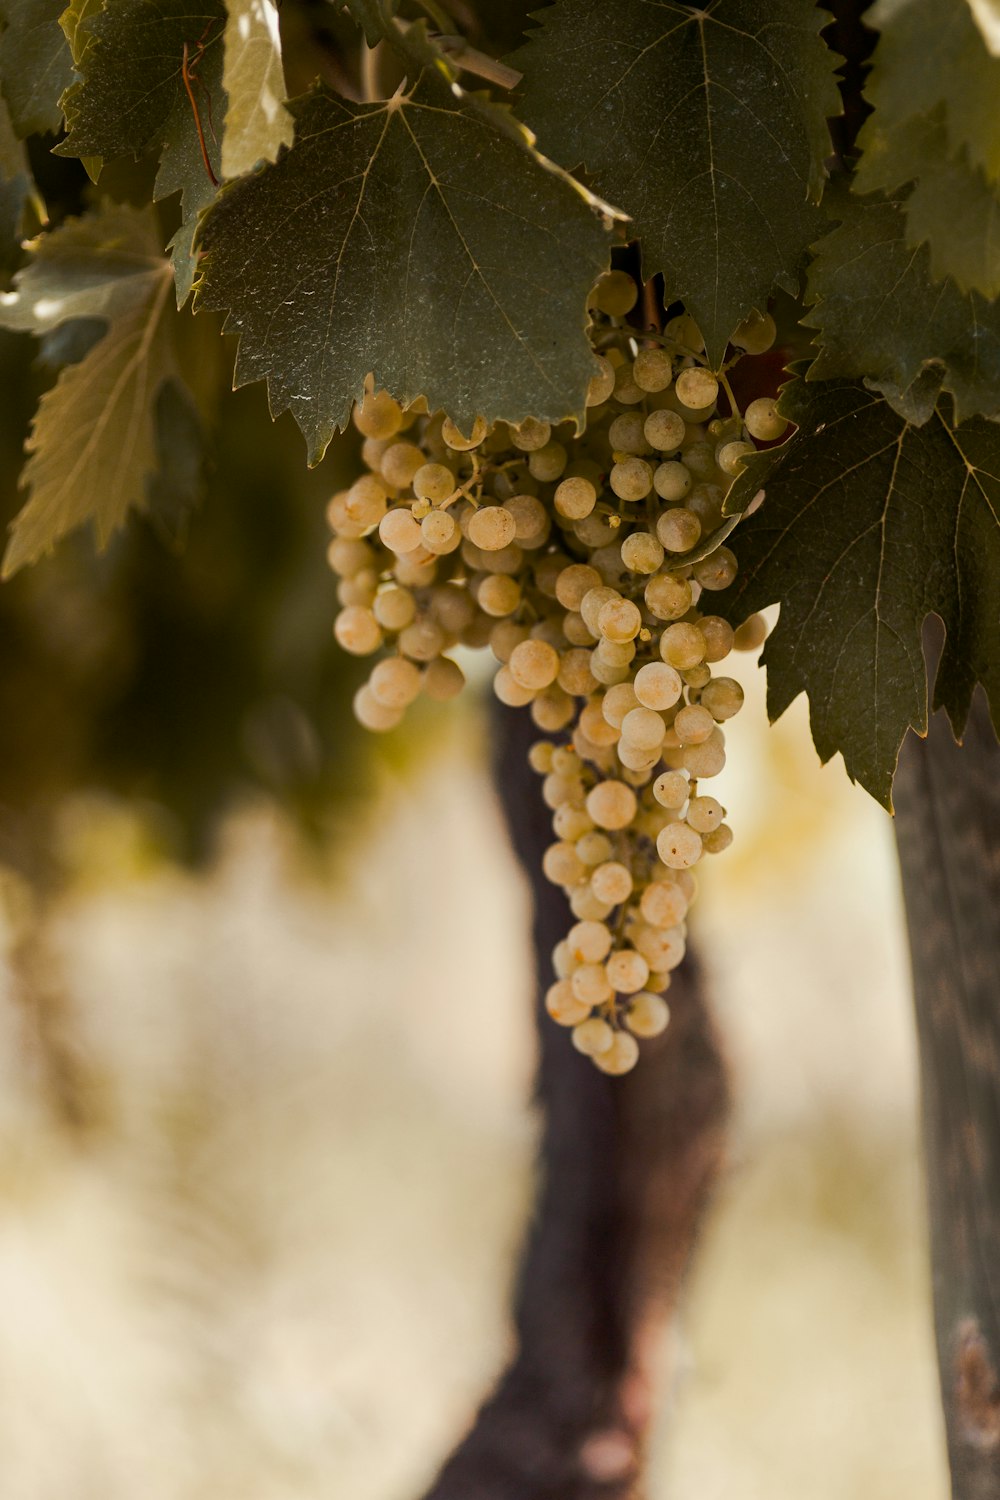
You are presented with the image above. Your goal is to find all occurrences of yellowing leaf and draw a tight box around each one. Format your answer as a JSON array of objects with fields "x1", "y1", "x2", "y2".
[
  {"x1": 0, "y1": 204, "x2": 182, "y2": 576},
  {"x1": 221, "y1": 0, "x2": 292, "y2": 179}
]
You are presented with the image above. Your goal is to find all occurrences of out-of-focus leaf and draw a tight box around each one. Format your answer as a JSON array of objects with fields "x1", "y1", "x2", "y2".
[
  {"x1": 0, "y1": 204, "x2": 187, "y2": 575},
  {"x1": 0, "y1": 0, "x2": 74, "y2": 135},
  {"x1": 220, "y1": 0, "x2": 293, "y2": 179}
]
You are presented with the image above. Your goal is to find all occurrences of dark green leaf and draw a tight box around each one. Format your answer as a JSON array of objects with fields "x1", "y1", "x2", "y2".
[
  {"x1": 0, "y1": 0, "x2": 74, "y2": 136},
  {"x1": 509, "y1": 0, "x2": 840, "y2": 365},
  {"x1": 860, "y1": 0, "x2": 1000, "y2": 183},
  {"x1": 56, "y1": 0, "x2": 227, "y2": 302},
  {"x1": 855, "y1": 108, "x2": 1000, "y2": 300},
  {"x1": 718, "y1": 380, "x2": 1000, "y2": 807},
  {"x1": 805, "y1": 190, "x2": 1000, "y2": 424},
  {"x1": 342, "y1": 1, "x2": 398, "y2": 50},
  {"x1": 196, "y1": 74, "x2": 612, "y2": 463},
  {"x1": 0, "y1": 204, "x2": 188, "y2": 575}
]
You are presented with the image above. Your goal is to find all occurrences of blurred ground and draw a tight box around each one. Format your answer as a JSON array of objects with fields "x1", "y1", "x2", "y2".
[{"x1": 0, "y1": 651, "x2": 948, "y2": 1499}]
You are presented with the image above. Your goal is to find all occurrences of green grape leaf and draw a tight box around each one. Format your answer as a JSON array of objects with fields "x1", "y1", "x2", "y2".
[
  {"x1": 220, "y1": 0, "x2": 293, "y2": 179},
  {"x1": 342, "y1": 1, "x2": 399, "y2": 49},
  {"x1": 717, "y1": 380, "x2": 1000, "y2": 806},
  {"x1": 196, "y1": 73, "x2": 612, "y2": 463},
  {"x1": 509, "y1": 0, "x2": 840, "y2": 366},
  {"x1": 861, "y1": 0, "x2": 1000, "y2": 182},
  {"x1": 0, "y1": 204, "x2": 186, "y2": 576},
  {"x1": 805, "y1": 190, "x2": 1000, "y2": 424},
  {"x1": 0, "y1": 0, "x2": 75, "y2": 135},
  {"x1": 856, "y1": 109, "x2": 1000, "y2": 299},
  {"x1": 56, "y1": 0, "x2": 227, "y2": 303}
]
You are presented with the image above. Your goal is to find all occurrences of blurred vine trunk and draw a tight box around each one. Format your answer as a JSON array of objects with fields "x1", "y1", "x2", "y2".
[
  {"x1": 419, "y1": 702, "x2": 729, "y2": 1500},
  {"x1": 894, "y1": 678, "x2": 1000, "y2": 1498}
]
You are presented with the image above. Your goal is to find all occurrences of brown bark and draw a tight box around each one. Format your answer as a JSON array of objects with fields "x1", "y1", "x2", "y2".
[
  {"x1": 894, "y1": 687, "x2": 1000, "y2": 1498},
  {"x1": 419, "y1": 702, "x2": 729, "y2": 1500}
]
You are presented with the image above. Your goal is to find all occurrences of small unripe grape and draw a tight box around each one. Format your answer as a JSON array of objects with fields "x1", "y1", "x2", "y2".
[
  {"x1": 609, "y1": 412, "x2": 649, "y2": 455},
  {"x1": 504, "y1": 493, "x2": 549, "y2": 544},
  {"x1": 478, "y1": 575, "x2": 522, "y2": 616},
  {"x1": 644, "y1": 572, "x2": 692, "y2": 621},
  {"x1": 587, "y1": 780, "x2": 638, "y2": 830},
  {"x1": 653, "y1": 771, "x2": 689, "y2": 810},
  {"x1": 587, "y1": 357, "x2": 616, "y2": 406},
  {"x1": 380, "y1": 440, "x2": 424, "y2": 488},
  {"x1": 335, "y1": 605, "x2": 383, "y2": 655},
  {"x1": 546, "y1": 980, "x2": 592, "y2": 1027},
  {"x1": 591, "y1": 269, "x2": 638, "y2": 316},
  {"x1": 686, "y1": 795, "x2": 725, "y2": 833},
  {"x1": 568, "y1": 920, "x2": 613, "y2": 964},
  {"x1": 601, "y1": 682, "x2": 639, "y2": 728},
  {"x1": 570, "y1": 886, "x2": 615, "y2": 922},
  {"x1": 398, "y1": 619, "x2": 444, "y2": 662},
  {"x1": 700, "y1": 677, "x2": 745, "y2": 720},
  {"x1": 509, "y1": 638, "x2": 560, "y2": 691},
  {"x1": 597, "y1": 597, "x2": 641, "y2": 643},
  {"x1": 571, "y1": 964, "x2": 614, "y2": 1007},
  {"x1": 644, "y1": 409, "x2": 686, "y2": 452},
  {"x1": 699, "y1": 616, "x2": 735, "y2": 661},
  {"x1": 511, "y1": 416, "x2": 551, "y2": 452},
  {"x1": 421, "y1": 509, "x2": 459, "y2": 553},
  {"x1": 621, "y1": 706, "x2": 666, "y2": 752},
  {"x1": 353, "y1": 683, "x2": 403, "y2": 731},
  {"x1": 657, "y1": 821, "x2": 703, "y2": 869},
  {"x1": 674, "y1": 704, "x2": 715, "y2": 745},
  {"x1": 554, "y1": 475, "x2": 598, "y2": 519},
  {"x1": 653, "y1": 462, "x2": 693, "y2": 506},
  {"x1": 682, "y1": 730, "x2": 727, "y2": 778},
  {"x1": 675, "y1": 367, "x2": 719, "y2": 410},
  {"x1": 734, "y1": 612, "x2": 769, "y2": 650},
  {"x1": 606, "y1": 948, "x2": 649, "y2": 995},
  {"x1": 745, "y1": 396, "x2": 788, "y2": 441},
  {"x1": 592, "y1": 1029, "x2": 640, "y2": 1074},
  {"x1": 633, "y1": 346, "x2": 673, "y2": 392},
  {"x1": 543, "y1": 841, "x2": 588, "y2": 887},
  {"x1": 572, "y1": 1016, "x2": 615, "y2": 1056},
  {"x1": 632, "y1": 924, "x2": 685, "y2": 971},
  {"x1": 591, "y1": 861, "x2": 633, "y2": 904},
  {"x1": 576, "y1": 831, "x2": 613, "y2": 866},
  {"x1": 555, "y1": 563, "x2": 602, "y2": 610},
  {"x1": 442, "y1": 415, "x2": 487, "y2": 450},
  {"x1": 703, "y1": 823, "x2": 734, "y2": 854},
  {"x1": 610, "y1": 458, "x2": 653, "y2": 501},
  {"x1": 529, "y1": 741, "x2": 555, "y2": 773},
  {"x1": 422, "y1": 656, "x2": 465, "y2": 700},
  {"x1": 354, "y1": 388, "x2": 403, "y2": 439},
  {"x1": 626, "y1": 993, "x2": 670, "y2": 1039},
  {"x1": 661, "y1": 622, "x2": 706, "y2": 669},
  {"x1": 682, "y1": 662, "x2": 712, "y2": 689},
  {"x1": 369, "y1": 655, "x2": 422, "y2": 709},
  {"x1": 693, "y1": 546, "x2": 738, "y2": 590},
  {"x1": 641, "y1": 879, "x2": 688, "y2": 927},
  {"x1": 633, "y1": 661, "x2": 682, "y2": 711},
  {"x1": 494, "y1": 664, "x2": 534, "y2": 707},
  {"x1": 620, "y1": 531, "x2": 664, "y2": 574},
  {"x1": 716, "y1": 440, "x2": 754, "y2": 477},
  {"x1": 379, "y1": 508, "x2": 422, "y2": 554},
  {"x1": 657, "y1": 508, "x2": 702, "y2": 553},
  {"x1": 413, "y1": 462, "x2": 455, "y2": 504},
  {"x1": 732, "y1": 310, "x2": 776, "y2": 354}
]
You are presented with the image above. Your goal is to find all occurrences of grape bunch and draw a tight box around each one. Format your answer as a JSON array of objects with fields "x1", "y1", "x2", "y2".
[{"x1": 326, "y1": 271, "x2": 780, "y2": 1074}]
